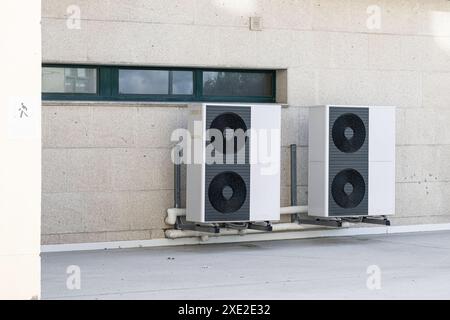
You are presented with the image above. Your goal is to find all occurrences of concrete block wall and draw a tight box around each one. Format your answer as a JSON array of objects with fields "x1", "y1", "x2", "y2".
[
  {"x1": 42, "y1": 105, "x2": 184, "y2": 243},
  {"x1": 41, "y1": 0, "x2": 450, "y2": 244}
]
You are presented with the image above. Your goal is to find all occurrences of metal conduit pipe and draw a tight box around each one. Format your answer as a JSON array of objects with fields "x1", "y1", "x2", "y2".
[{"x1": 290, "y1": 144, "x2": 298, "y2": 207}]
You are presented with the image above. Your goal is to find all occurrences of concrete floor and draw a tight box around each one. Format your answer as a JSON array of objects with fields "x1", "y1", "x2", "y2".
[{"x1": 42, "y1": 231, "x2": 450, "y2": 300}]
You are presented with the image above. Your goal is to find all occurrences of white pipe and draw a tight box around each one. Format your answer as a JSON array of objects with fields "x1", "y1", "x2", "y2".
[
  {"x1": 165, "y1": 208, "x2": 186, "y2": 225},
  {"x1": 165, "y1": 221, "x2": 350, "y2": 240},
  {"x1": 164, "y1": 205, "x2": 318, "y2": 241},
  {"x1": 165, "y1": 206, "x2": 309, "y2": 226},
  {"x1": 280, "y1": 206, "x2": 308, "y2": 215}
]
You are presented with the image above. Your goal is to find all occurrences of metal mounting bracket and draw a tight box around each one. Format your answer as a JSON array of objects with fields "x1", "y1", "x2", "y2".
[
  {"x1": 175, "y1": 216, "x2": 220, "y2": 234},
  {"x1": 297, "y1": 217, "x2": 343, "y2": 228},
  {"x1": 247, "y1": 221, "x2": 273, "y2": 232},
  {"x1": 361, "y1": 216, "x2": 391, "y2": 226}
]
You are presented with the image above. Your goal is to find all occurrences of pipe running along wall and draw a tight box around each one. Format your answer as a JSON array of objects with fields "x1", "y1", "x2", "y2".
[{"x1": 162, "y1": 206, "x2": 352, "y2": 240}]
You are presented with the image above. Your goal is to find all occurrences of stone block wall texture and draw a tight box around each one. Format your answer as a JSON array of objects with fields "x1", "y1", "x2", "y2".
[{"x1": 41, "y1": 0, "x2": 450, "y2": 244}]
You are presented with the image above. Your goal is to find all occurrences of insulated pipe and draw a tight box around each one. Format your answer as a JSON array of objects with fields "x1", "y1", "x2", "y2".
[
  {"x1": 174, "y1": 163, "x2": 181, "y2": 209},
  {"x1": 173, "y1": 148, "x2": 182, "y2": 209},
  {"x1": 166, "y1": 208, "x2": 186, "y2": 225},
  {"x1": 165, "y1": 206, "x2": 308, "y2": 226},
  {"x1": 280, "y1": 206, "x2": 308, "y2": 215},
  {"x1": 290, "y1": 144, "x2": 297, "y2": 207}
]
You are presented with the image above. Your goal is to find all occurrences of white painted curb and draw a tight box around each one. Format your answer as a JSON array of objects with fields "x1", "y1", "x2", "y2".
[{"x1": 41, "y1": 223, "x2": 450, "y2": 253}]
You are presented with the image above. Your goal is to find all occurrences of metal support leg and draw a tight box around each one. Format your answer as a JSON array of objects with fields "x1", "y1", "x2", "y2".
[
  {"x1": 193, "y1": 224, "x2": 221, "y2": 233},
  {"x1": 361, "y1": 216, "x2": 391, "y2": 226},
  {"x1": 248, "y1": 221, "x2": 273, "y2": 232},
  {"x1": 174, "y1": 149, "x2": 182, "y2": 209},
  {"x1": 175, "y1": 216, "x2": 220, "y2": 233},
  {"x1": 297, "y1": 217, "x2": 343, "y2": 228}
]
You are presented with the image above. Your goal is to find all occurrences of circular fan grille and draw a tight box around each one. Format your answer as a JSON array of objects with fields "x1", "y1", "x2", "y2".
[
  {"x1": 208, "y1": 171, "x2": 247, "y2": 214},
  {"x1": 331, "y1": 169, "x2": 366, "y2": 209},
  {"x1": 209, "y1": 112, "x2": 248, "y2": 154},
  {"x1": 332, "y1": 113, "x2": 366, "y2": 153}
]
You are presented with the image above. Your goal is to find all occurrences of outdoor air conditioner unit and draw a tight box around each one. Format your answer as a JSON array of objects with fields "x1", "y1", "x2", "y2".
[
  {"x1": 308, "y1": 105, "x2": 396, "y2": 217},
  {"x1": 186, "y1": 103, "x2": 281, "y2": 223}
]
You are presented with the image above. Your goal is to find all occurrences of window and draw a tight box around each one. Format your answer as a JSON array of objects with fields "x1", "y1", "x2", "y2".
[
  {"x1": 42, "y1": 65, "x2": 275, "y2": 102},
  {"x1": 172, "y1": 71, "x2": 193, "y2": 95},
  {"x1": 118, "y1": 69, "x2": 194, "y2": 95},
  {"x1": 119, "y1": 70, "x2": 169, "y2": 94},
  {"x1": 202, "y1": 71, "x2": 273, "y2": 97},
  {"x1": 42, "y1": 67, "x2": 97, "y2": 94}
]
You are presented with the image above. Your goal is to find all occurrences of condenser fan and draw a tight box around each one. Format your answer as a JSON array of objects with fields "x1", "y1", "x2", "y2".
[
  {"x1": 208, "y1": 171, "x2": 247, "y2": 214},
  {"x1": 209, "y1": 112, "x2": 248, "y2": 154},
  {"x1": 331, "y1": 169, "x2": 366, "y2": 209},
  {"x1": 332, "y1": 113, "x2": 366, "y2": 153}
]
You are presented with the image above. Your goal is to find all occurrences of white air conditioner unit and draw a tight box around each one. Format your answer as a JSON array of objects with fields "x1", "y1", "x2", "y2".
[
  {"x1": 186, "y1": 103, "x2": 281, "y2": 223},
  {"x1": 308, "y1": 105, "x2": 396, "y2": 217}
]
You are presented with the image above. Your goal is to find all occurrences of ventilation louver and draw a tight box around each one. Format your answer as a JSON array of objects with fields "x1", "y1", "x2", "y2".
[
  {"x1": 208, "y1": 171, "x2": 247, "y2": 214},
  {"x1": 332, "y1": 113, "x2": 366, "y2": 153},
  {"x1": 209, "y1": 112, "x2": 248, "y2": 154},
  {"x1": 331, "y1": 168, "x2": 366, "y2": 209}
]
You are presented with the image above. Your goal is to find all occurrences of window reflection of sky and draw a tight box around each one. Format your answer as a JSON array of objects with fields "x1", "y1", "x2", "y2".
[
  {"x1": 119, "y1": 70, "x2": 169, "y2": 94},
  {"x1": 172, "y1": 71, "x2": 193, "y2": 95},
  {"x1": 43, "y1": 67, "x2": 273, "y2": 99},
  {"x1": 203, "y1": 71, "x2": 272, "y2": 97},
  {"x1": 42, "y1": 67, "x2": 96, "y2": 93},
  {"x1": 119, "y1": 70, "x2": 193, "y2": 95}
]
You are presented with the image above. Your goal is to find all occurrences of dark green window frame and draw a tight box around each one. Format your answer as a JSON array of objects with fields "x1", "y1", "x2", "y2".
[{"x1": 42, "y1": 64, "x2": 276, "y2": 103}]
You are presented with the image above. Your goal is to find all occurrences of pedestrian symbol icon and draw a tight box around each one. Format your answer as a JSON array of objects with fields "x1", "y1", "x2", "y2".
[
  {"x1": 19, "y1": 103, "x2": 29, "y2": 118},
  {"x1": 8, "y1": 96, "x2": 39, "y2": 139}
]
